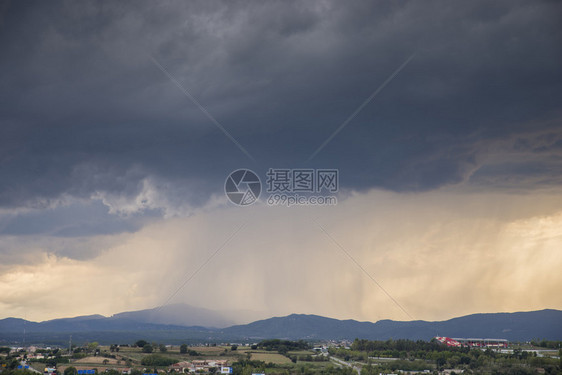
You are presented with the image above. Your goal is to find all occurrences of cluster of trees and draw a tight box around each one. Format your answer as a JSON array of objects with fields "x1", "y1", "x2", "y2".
[
  {"x1": 139, "y1": 354, "x2": 176, "y2": 366},
  {"x1": 258, "y1": 339, "x2": 310, "y2": 354},
  {"x1": 338, "y1": 339, "x2": 562, "y2": 374},
  {"x1": 279, "y1": 354, "x2": 329, "y2": 364},
  {"x1": 131, "y1": 340, "x2": 201, "y2": 356},
  {"x1": 134, "y1": 340, "x2": 153, "y2": 353},
  {"x1": 0, "y1": 356, "x2": 21, "y2": 371},
  {"x1": 253, "y1": 339, "x2": 323, "y2": 364},
  {"x1": 178, "y1": 344, "x2": 199, "y2": 356},
  {"x1": 231, "y1": 359, "x2": 271, "y2": 375},
  {"x1": 33, "y1": 353, "x2": 70, "y2": 366},
  {"x1": 351, "y1": 338, "x2": 448, "y2": 353},
  {"x1": 132, "y1": 340, "x2": 176, "y2": 355},
  {"x1": 0, "y1": 370, "x2": 33, "y2": 375},
  {"x1": 294, "y1": 355, "x2": 328, "y2": 363},
  {"x1": 361, "y1": 355, "x2": 561, "y2": 375},
  {"x1": 231, "y1": 359, "x2": 354, "y2": 375},
  {"x1": 362, "y1": 359, "x2": 433, "y2": 374},
  {"x1": 341, "y1": 339, "x2": 481, "y2": 362},
  {"x1": 530, "y1": 340, "x2": 562, "y2": 349}
]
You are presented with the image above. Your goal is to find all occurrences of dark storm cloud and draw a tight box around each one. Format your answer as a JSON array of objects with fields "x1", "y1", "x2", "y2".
[
  {"x1": 2, "y1": 2, "x2": 562, "y2": 320},
  {"x1": 0, "y1": 200, "x2": 154, "y2": 237},
  {"x1": 0, "y1": 0, "x2": 561, "y2": 213}
]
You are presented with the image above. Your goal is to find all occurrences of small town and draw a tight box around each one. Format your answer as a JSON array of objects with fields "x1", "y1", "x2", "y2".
[{"x1": 1, "y1": 338, "x2": 561, "y2": 375}]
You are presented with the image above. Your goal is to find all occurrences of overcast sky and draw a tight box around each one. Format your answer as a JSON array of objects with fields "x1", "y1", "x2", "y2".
[{"x1": 1, "y1": 0, "x2": 561, "y2": 323}]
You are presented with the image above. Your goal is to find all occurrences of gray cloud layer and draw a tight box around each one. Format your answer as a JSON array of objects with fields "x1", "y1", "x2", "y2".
[{"x1": 0, "y1": 0, "x2": 561, "y2": 235}]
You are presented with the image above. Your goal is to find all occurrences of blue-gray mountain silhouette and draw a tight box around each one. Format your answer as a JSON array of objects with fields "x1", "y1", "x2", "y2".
[{"x1": 1, "y1": 308, "x2": 560, "y2": 345}]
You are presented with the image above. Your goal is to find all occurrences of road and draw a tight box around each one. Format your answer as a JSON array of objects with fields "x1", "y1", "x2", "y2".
[{"x1": 330, "y1": 356, "x2": 362, "y2": 374}]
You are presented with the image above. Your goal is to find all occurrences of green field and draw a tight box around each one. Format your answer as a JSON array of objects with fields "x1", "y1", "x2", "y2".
[
  {"x1": 117, "y1": 346, "x2": 244, "y2": 363},
  {"x1": 104, "y1": 345, "x2": 322, "y2": 367},
  {"x1": 246, "y1": 352, "x2": 293, "y2": 365}
]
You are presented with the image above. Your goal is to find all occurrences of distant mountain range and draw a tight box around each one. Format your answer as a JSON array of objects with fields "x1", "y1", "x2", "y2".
[
  {"x1": 220, "y1": 309, "x2": 562, "y2": 341},
  {"x1": 111, "y1": 304, "x2": 238, "y2": 328},
  {"x1": 1, "y1": 305, "x2": 560, "y2": 346}
]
